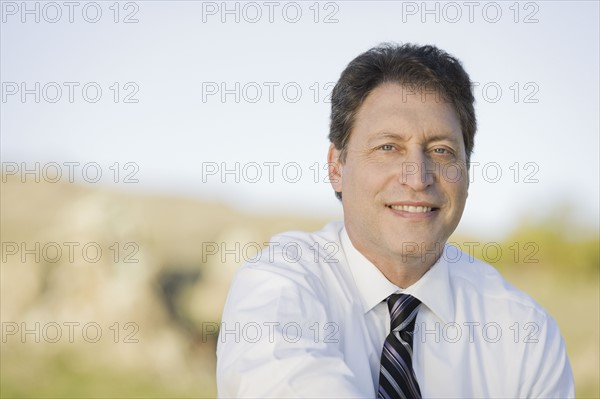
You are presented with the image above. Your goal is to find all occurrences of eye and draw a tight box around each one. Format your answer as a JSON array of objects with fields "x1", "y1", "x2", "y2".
[
  {"x1": 432, "y1": 147, "x2": 453, "y2": 155},
  {"x1": 379, "y1": 144, "x2": 395, "y2": 151}
]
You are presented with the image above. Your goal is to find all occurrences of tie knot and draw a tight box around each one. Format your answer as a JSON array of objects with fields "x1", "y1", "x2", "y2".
[{"x1": 387, "y1": 294, "x2": 421, "y2": 332}]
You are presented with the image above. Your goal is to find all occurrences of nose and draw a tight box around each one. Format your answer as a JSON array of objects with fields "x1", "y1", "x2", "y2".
[{"x1": 399, "y1": 149, "x2": 435, "y2": 191}]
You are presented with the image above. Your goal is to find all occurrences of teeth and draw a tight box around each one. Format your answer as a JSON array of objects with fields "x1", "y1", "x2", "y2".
[{"x1": 390, "y1": 205, "x2": 432, "y2": 213}]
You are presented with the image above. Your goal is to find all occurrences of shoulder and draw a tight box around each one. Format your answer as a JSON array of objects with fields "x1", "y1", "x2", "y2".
[
  {"x1": 224, "y1": 221, "x2": 347, "y2": 311},
  {"x1": 444, "y1": 244, "x2": 549, "y2": 322},
  {"x1": 418, "y1": 245, "x2": 575, "y2": 398},
  {"x1": 266, "y1": 220, "x2": 345, "y2": 253},
  {"x1": 237, "y1": 221, "x2": 345, "y2": 283}
]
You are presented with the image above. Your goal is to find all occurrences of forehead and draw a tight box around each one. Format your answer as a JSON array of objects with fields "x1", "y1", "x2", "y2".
[{"x1": 351, "y1": 83, "x2": 462, "y2": 143}]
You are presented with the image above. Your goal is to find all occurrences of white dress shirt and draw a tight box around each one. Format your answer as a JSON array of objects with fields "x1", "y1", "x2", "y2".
[{"x1": 216, "y1": 221, "x2": 574, "y2": 398}]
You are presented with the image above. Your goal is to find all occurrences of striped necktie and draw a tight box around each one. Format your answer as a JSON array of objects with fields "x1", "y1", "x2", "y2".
[{"x1": 377, "y1": 293, "x2": 422, "y2": 399}]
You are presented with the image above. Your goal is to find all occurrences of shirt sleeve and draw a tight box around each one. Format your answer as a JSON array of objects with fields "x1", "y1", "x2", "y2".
[
  {"x1": 216, "y1": 262, "x2": 368, "y2": 398},
  {"x1": 519, "y1": 313, "x2": 575, "y2": 398}
]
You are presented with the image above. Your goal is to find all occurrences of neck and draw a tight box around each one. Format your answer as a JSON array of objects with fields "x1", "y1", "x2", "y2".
[{"x1": 349, "y1": 236, "x2": 443, "y2": 288}]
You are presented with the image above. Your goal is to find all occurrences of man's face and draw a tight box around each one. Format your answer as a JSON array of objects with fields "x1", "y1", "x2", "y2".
[{"x1": 329, "y1": 83, "x2": 469, "y2": 264}]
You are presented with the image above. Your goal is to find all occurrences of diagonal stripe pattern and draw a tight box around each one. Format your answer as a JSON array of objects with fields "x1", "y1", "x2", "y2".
[{"x1": 377, "y1": 294, "x2": 422, "y2": 399}]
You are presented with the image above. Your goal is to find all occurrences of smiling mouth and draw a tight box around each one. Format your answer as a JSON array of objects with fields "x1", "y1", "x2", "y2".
[{"x1": 387, "y1": 204, "x2": 439, "y2": 213}]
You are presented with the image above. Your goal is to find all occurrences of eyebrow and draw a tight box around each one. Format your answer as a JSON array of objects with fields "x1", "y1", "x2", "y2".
[{"x1": 368, "y1": 131, "x2": 461, "y2": 146}]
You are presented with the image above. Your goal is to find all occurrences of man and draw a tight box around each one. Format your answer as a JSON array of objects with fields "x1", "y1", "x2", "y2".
[{"x1": 216, "y1": 43, "x2": 574, "y2": 398}]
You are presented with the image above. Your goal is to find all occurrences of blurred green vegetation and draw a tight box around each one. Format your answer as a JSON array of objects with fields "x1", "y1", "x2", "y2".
[
  {"x1": 1, "y1": 350, "x2": 214, "y2": 398},
  {"x1": 452, "y1": 213, "x2": 599, "y2": 275}
]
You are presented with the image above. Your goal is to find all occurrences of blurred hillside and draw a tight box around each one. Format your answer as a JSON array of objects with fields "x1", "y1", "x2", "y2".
[
  {"x1": 1, "y1": 176, "x2": 598, "y2": 397},
  {"x1": 1, "y1": 176, "x2": 329, "y2": 397}
]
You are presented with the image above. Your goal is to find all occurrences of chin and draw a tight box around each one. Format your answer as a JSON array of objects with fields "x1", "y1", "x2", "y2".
[{"x1": 397, "y1": 236, "x2": 444, "y2": 256}]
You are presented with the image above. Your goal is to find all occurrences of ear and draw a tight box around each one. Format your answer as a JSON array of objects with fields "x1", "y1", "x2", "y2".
[{"x1": 327, "y1": 144, "x2": 343, "y2": 193}]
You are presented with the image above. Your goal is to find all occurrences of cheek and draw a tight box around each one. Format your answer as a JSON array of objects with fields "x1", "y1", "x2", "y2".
[
  {"x1": 343, "y1": 160, "x2": 400, "y2": 201},
  {"x1": 442, "y1": 164, "x2": 469, "y2": 192},
  {"x1": 343, "y1": 165, "x2": 367, "y2": 190},
  {"x1": 442, "y1": 162, "x2": 467, "y2": 182},
  {"x1": 353, "y1": 171, "x2": 384, "y2": 199},
  {"x1": 448, "y1": 182, "x2": 468, "y2": 213}
]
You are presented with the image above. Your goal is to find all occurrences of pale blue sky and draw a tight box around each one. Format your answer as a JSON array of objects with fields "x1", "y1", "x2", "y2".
[{"x1": 2, "y1": 1, "x2": 599, "y2": 238}]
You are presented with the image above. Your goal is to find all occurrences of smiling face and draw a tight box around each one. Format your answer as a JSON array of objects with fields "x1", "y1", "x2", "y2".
[{"x1": 329, "y1": 83, "x2": 469, "y2": 271}]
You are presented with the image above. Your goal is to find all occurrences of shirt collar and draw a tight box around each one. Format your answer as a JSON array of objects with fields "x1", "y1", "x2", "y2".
[{"x1": 340, "y1": 226, "x2": 455, "y2": 324}]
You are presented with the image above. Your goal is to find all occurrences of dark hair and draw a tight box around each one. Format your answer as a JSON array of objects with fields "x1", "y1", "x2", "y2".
[{"x1": 329, "y1": 43, "x2": 476, "y2": 201}]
